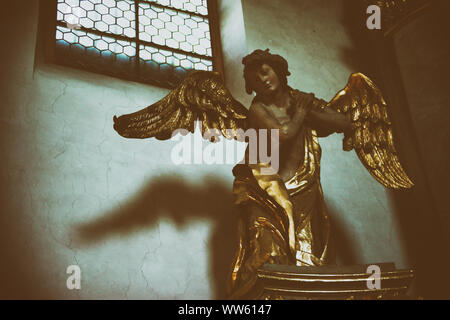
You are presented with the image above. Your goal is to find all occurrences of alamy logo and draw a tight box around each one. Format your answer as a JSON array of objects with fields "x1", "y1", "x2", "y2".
[
  {"x1": 66, "y1": 265, "x2": 81, "y2": 290},
  {"x1": 366, "y1": 5, "x2": 382, "y2": 30},
  {"x1": 170, "y1": 123, "x2": 280, "y2": 175},
  {"x1": 366, "y1": 264, "x2": 381, "y2": 290}
]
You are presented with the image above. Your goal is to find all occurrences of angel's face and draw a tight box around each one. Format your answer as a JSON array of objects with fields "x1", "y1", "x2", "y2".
[{"x1": 249, "y1": 63, "x2": 281, "y2": 97}]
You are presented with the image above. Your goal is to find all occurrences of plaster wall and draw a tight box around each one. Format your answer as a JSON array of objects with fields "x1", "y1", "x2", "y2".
[{"x1": 0, "y1": 0, "x2": 248, "y2": 299}]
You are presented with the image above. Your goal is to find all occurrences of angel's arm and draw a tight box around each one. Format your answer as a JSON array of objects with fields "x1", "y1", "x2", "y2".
[
  {"x1": 248, "y1": 93, "x2": 315, "y2": 141},
  {"x1": 307, "y1": 107, "x2": 352, "y2": 137}
]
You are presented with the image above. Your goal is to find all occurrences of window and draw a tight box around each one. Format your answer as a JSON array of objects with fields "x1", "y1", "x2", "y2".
[{"x1": 51, "y1": 0, "x2": 223, "y2": 88}]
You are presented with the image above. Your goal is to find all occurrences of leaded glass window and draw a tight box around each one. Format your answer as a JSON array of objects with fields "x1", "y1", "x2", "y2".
[{"x1": 54, "y1": 0, "x2": 220, "y2": 88}]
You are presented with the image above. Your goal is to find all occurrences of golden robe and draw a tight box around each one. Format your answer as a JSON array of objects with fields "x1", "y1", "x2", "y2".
[{"x1": 227, "y1": 90, "x2": 336, "y2": 299}]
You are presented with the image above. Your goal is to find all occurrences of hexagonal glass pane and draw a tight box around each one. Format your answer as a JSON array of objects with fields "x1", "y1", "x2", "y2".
[
  {"x1": 172, "y1": 15, "x2": 184, "y2": 26},
  {"x1": 179, "y1": 25, "x2": 191, "y2": 36},
  {"x1": 144, "y1": 25, "x2": 158, "y2": 36},
  {"x1": 79, "y1": 35, "x2": 94, "y2": 47},
  {"x1": 180, "y1": 59, "x2": 193, "y2": 69},
  {"x1": 110, "y1": 7, "x2": 123, "y2": 18},
  {"x1": 108, "y1": 42, "x2": 124, "y2": 54},
  {"x1": 152, "y1": 35, "x2": 165, "y2": 46},
  {"x1": 61, "y1": 0, "x2": 137, "y2": 38},
  {"x1": 123, "y1": 45, "x2": 136, "y2": 56},
  {"x1": 117, "y1": 17, "x2": 130, "y2": 28},
  {"x1": 117, "y1": 0, "x2": 131, "y2": 11},
  {"x1": 94, "y1": 39, "x2": 109, "y2": 51},
  {"x1": 179, "y1": 42, "x2": 192, "y2": 52},
  {"x1": 56, "y1": 29, "x2": 63, "y2": 40},
  {"x1": 197, "y1": 6, "x2": 208, "y2": 16},
  {"x1": 140, "y1": 49, "x2": 152, "y2": 60},
  {"x1": 152, "y1": 52, "x2": 166, "y2": 64},
  {"x1": 124, "y1": 27, "x2": 135, "y2": 38},
  {"x1": 194, "y1": 61, "x2": 209, "y2": 71},
  {"x1": 141, "y1": 7, "x2": 157, "y2": 19},
  {"x1": 184, "y1": 3, "x2": 195, "y2": 13},
  {"x1": 138, "y1": 2, "x2": 211, "y2": 56},
  {"x1": 186, "y1": 35, "x2": 199, "y2": 46},
  {"x1": 159, "y1": 29, "x2": 171, "y2": 39},
  {"x1": 193, "y1": 44, "x2": 206, "y2": 55},
  {"x1": 109, "y1": 25, "x2": 123, "y2": 34},
  {"x1": 158, "y1": 12, "x2": 170, "y2": 22},
  {"x1": 57, "y1": 2, "x2": 71, "y2": 19},
  {"x1": 152, "y1": 19, "x2": 164, "y2": 29},
  {"x1": 165, "y1": 22, "x2": 178, "y2": 32},
  {"x1": 63, "y1": 30, "x2": 78, "y2": 43},
  {"x1": 103, "y1": 0, "x2": 115, "y2": 8},
  {"x1": 165, "y1": 55, "x2": 180, "y2": 67},
  {"x1": 80, "y1": 17, "x2": 94, "y2": 28},
  {"x1": 103, "y1": 14, "x2": 115, "y2": 25},
  {"x1": 80, "y1": 1, "x2": 94, "y2": 11},
  {"x1": 150, "y1": 0, "x2": 208, "y2": 15},
  {"x1": 95, "y1": 21, "x2": 108, "y2": 32},
  {"x1": 185, "y1": 18, "x2": 198, "y2": 29},
  {"x1": 173, "y1": 32, "x2": 185, "y2": 42},
  {"x1": 95, "y1": 3, "x2": 108, "y2": 15},
  {"x1": 87, "y1": 10, "x2": 102, "y2": 22}
]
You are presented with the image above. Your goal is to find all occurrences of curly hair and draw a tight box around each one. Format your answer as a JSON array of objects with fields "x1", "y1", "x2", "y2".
[{"x1": 242, "y1": 49, "x2": 291, "y2": 94}]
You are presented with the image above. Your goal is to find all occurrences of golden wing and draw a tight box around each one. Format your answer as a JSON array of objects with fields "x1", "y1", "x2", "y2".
[
  {"x1": 113, "y1": 71, "x2": 248, "y2": 141},
  {"x1": 327, "y1": 73, "x2": 414, "y2": 189}
]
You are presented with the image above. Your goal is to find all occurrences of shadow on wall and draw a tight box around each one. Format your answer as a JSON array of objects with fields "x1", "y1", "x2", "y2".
[
  {"x1": 338, "y1": 0, "x2": 381, "y2": 78},
  {"x1": 0, "y1": 177, "x2": 52, "y2": 299},
  {"x1": 326, "y1": 201, "x2": 362, "y2": 266},
  {"x1": 0, "y1": 123, "x2": 52, "y2": 299},
  {"x1": 75, "y1": 175, "x2": 239, "y2": 299}
]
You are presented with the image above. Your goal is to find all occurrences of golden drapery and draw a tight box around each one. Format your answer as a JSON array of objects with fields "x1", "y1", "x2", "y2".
[{"x1": 227, "y1": 92, "x2": 335, "y2": 299}]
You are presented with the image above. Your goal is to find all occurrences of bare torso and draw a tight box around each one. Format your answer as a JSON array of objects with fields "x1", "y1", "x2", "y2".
[
  {"x1": 247, "y1": 85, "x2": 351, "y2": 183},
  {"x1": 258, "y1": 101, "x2": 306, "y2": 182},
  {"x1": 248, "y1": 90, "x2": 308, "y2": 182}
]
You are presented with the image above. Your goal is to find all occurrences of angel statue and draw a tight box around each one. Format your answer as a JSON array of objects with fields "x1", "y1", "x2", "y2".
[{"x1": 113, "y1": 49, "x2": 414, "y2": 299}]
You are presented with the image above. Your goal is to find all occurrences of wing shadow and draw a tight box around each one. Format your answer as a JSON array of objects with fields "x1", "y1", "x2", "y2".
[{"x1": 75, "y1": 174, "x2": 239, "y2": 299}]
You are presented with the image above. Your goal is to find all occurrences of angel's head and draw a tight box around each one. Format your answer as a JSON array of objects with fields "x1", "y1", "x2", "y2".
[{"x1": 242, "y1": 49, "x2": 291, "y2": 96}]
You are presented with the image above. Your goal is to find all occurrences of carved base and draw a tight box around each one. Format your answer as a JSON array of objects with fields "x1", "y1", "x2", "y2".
[{"x1": 247, "y1": 263, "x2": 414, "y2": 300}]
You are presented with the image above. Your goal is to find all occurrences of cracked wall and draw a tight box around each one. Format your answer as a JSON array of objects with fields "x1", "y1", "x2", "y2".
[{"x1": 0, "y1": 0, "x2": 408, "y2": 299}]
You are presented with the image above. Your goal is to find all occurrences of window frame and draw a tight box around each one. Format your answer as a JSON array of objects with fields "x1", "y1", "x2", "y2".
[{"x1": 38, "y1": 0, "x2": 224, "y2": 88}]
